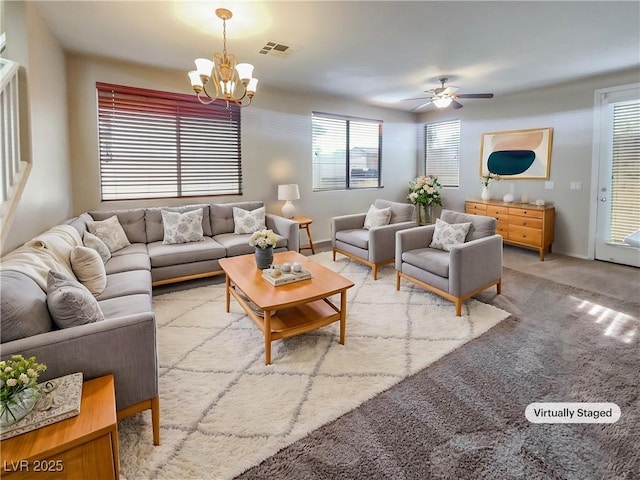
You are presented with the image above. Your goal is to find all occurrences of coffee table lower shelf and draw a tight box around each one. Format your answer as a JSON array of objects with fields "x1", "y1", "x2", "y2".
[{"x1": 228, "y1": 285, "x2": 346, "y2": 365}]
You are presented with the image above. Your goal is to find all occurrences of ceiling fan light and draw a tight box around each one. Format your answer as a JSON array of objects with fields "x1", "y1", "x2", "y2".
[{"x1": 433, "y1": 97, "x2": 453, "y2": 108}]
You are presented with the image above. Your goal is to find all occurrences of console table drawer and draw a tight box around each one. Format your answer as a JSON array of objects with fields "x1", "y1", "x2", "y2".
[
  {"x1": 465, "y1": 202, "x2": 487, "y2": 215},
  {"x1": 508, "y1": 225, "x2": 542, "y2": 246},
  {"x1": 508, "y1": 216, "x2": 543, "y2": 229},
  {"x1": 508, "y1": 207, "x2": 543, "y2": 219}
]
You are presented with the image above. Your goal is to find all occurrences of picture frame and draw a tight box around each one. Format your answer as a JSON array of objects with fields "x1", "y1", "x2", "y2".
[{"x1": 479, "y1": 127, "x2": 553, "y2": 180}]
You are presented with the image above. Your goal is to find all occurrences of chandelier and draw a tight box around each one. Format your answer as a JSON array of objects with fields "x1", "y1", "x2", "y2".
[{"x1": 188, "y1": 8, "x2": 258, "y2": 107}]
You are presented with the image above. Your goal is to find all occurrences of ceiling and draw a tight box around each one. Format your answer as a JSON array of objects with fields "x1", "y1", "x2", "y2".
[{"x1": 33, "y1": 1, "x2": 640, "y2": 112}]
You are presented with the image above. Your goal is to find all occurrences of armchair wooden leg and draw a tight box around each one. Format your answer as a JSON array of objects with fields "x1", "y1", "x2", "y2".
[
  {"x1": 396, "y1": 271, "x2": 401, "y2": 290},
  {"x1": 151, "y1": 395, "x2": 160, "y2": 446},
  {"x1": 372, "y1": 265, "x2": 378, "y2": 280},
  {"x1": 332, "y1": 249, "x2": 336, "y2": 261},
  {"x1": 497, "y1": 279, "x2": 502, "y2": 294},
  {"x1": 455, "y1": 299, "x2": 462, "y2": 317}
]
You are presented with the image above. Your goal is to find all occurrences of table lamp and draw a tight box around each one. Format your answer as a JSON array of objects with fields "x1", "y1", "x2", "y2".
[{"x1": 278, "y1": 184, "x2": 300, "y2": 218}]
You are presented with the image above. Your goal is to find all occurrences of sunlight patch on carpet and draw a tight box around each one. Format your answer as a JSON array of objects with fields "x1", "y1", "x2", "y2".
[{"x1": 119, "y1": 251, "x2": 510, "y2": 479}]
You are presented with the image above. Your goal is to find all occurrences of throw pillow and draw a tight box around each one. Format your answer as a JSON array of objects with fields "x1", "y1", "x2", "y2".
[
  {"x1": 46, "y1": 271, "x2": 105, "y2": 329},
  {"x1": 233, "y1": 206, "x2": 266, "y2": 234},
  {"x1": 161, "y1": 209, "x2": 205, "y2": 244},
  {"x1": 70, "y1": 246, "x2": 107, "y2": 296},
  {"x1": 86, "y1": 215, "x2": 131, "y2": 253},
  {"x1": 83, "y1": 231, "x2": 111, "y2": 263},
  {"x1": 363, "y1": 205, "x2": 392, "y2": 230},
  {"x1": 429, "y1": 218, "x2": 472, "y2": 252}
]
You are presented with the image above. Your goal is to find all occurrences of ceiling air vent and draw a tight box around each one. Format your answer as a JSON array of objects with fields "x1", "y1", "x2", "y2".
[{"x1": 258, "y1": 40, "x2": 301, "y2": 58}]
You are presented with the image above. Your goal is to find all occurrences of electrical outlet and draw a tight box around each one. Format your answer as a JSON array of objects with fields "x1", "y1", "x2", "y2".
[
  {"x1": 544, "y1": 181, "x2": 554, "y2": 190},
  {"x1": 570, "y1": 181, "x2": 582, "y2": 191}
]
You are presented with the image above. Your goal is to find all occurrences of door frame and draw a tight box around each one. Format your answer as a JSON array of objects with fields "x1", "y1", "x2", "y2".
[{"x1": 589, "y1": 82, "x2": 640, "y2": 263}]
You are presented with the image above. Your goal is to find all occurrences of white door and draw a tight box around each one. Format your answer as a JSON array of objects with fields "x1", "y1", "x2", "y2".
[{"x1": 593, "y1": 84, "x2": 640, "y2": 267}]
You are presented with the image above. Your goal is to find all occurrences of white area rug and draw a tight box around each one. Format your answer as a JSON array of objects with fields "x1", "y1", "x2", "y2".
[{"x1": 119, "y1": 252, "x2": 510, "y2": 479}]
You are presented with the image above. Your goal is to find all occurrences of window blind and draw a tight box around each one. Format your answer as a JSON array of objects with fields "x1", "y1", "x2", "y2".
[
  {"x1": 610, "y1": 100, "x2": 640, "y2": 242},
  {"x1": 425, "y1": 120, "x2": 460, "y2": 188},
  {"x1": 97, "y1": 83, "x2": 241, "y2": 201},
  {"x1": 312, "y1": 112, "x2": 382, "y2": 191}
]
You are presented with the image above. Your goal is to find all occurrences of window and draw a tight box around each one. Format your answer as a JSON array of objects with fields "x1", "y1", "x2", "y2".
[
  {"x1": 97, "y1": 83, "x2": 241, "y2": 201},
  {"x1": 312, "y1": 112, "x2": 382, "y2": 190},
  {"x1": 424, "y1": 119, "x2": 460, "y2": 188},
  {"x1": 610, "y1": 100, "x2": 640, "y2": 243}
]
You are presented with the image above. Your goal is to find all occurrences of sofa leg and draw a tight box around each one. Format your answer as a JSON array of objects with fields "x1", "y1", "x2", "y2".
[
  {"x1": 396, "y1": 271, "x2": 401, "y2": 290},
  {"x1": 151, "y1": 395, "x2": 160, "y2": 446},
  {"x1": 372, "y1": 265, "x2": 378, "y2": 280},
  {"x1": 497, "y1": 279, "x2": 502, "y2": 294},
  {"x1": 332, "y1": 249, "x2": 336, "y2": 261},
  {"x1": 455, "y1": 299, "x2": 462, "y2": 317}
]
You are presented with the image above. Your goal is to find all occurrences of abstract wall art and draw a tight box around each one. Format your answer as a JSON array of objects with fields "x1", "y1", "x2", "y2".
[{"x1": 479, "y1": 127, "x2": 553, "y2": 179}]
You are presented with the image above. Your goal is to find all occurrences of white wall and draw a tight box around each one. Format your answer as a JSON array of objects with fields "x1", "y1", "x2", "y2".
[
  {"x1": 66, "y1": 54, "x2": 417, "y2": 243},
  {"x1": 417, "y1": 68, "x2": 640, "y2": 258},
  {"x1": 2, "y1": 1, "x2": 72, "y2": 255}
]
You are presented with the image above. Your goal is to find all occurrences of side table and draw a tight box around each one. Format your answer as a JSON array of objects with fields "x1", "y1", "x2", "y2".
[
  {"x1": 1, "y1": 375, "x2": 120, "y2": 480},
  {"x1": 292, "y1": 216, "x2": 316, "y2": 254}
]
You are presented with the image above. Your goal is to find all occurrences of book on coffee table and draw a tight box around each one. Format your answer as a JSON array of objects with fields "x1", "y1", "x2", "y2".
[
  {"x1": 262, "y1": 268, "x2": 312, "y2": 286},
  {"x1": 1, "y1": 372, "x2": 83, "y2": 440}
]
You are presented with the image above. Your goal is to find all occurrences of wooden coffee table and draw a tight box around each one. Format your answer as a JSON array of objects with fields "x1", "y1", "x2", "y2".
[{"x1": 219, "y1": 251, "x2": 354, "y2": 364}]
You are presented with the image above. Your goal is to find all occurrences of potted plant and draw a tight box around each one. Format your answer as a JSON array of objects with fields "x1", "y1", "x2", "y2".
[
  {"x1": 408, "y1": 175, "x2": 443, "y2": 224},
  {"x1": 0, "y1": 355, "x2": 47, "y2": 427},
  {"x1": 249, "y1": 229, "x2": 279, "y2": 269}
]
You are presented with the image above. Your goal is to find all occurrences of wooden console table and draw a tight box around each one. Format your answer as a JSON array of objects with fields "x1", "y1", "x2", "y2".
[
  {"x1": 465, "y1": 199, "x2": 555, "y2": 261},
  {"x1": 1, "y1": 375, "x2": 119, "y2": 480}
]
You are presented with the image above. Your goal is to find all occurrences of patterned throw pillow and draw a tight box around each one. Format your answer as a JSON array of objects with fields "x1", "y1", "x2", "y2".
[
  {"x1": 429, "y1": 218, "x2": 472, "y2": 251},
  {"x1": 83, "y1": 231, "x2": 111, "y2": 263},
  {"x1": 161, "y1": 209, "x2": 205, "y2": 245},
  {"x1": 87, "y1": 215, "x2": 131, "y2": 253},
  {"x1": 233, "y1": 206, "x2": 266, "y2": 234},
  {"x1": 70, "y1": 246, "x2": 107, "y2": 296},
  {"x1": 363, "y1": 205, "x2": 392, "y2": 230},
  {"x1": 46, "y1": 271, "x2": 105, "y2": 329}
]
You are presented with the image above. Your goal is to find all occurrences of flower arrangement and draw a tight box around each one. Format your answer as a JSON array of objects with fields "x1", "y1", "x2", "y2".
[
  {"x1": 481, "y1": 172, "x2": 499, "y2": 187},
  {"x1": 407, "y1": 175, "x2": 443, "y2": 207},
  {"x1": 249, "y1": 229, "x2": 278, "y2": 249},
  {"x1": 0, "y1": 355, "x2": 46, "y2": 423}
]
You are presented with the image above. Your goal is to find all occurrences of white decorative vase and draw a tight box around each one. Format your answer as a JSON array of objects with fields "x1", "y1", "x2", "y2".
[
  {"x1": 503, "y1": 193, "x2": 514, "y2": 203},
  {"x1": 481, "y1": 186, "x2": 491, "y2": 201}
]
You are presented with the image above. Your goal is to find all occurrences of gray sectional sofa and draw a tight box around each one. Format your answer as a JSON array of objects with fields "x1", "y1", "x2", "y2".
[{"x1": 0, "y1": 201, "x2": 299, "y2": 445}]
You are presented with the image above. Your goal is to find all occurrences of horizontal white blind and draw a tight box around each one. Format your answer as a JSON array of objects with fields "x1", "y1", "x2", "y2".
[
  {"x1": 312, "y1": 112, "x2": 382, "y2": 190},
  {"x1": 97, "y1": 83, "x2": 241, "y2": 200},
  {"x1": 610, "y1": 101, "x2": 640, "y2": 242},
  {"x1": 425, "y1": 120, "x2": 460, "y2": 188}
]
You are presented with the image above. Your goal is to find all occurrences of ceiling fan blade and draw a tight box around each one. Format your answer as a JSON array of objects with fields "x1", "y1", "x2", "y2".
[
  {"x1": 410, "y1": 100, "x2": 433, "y2": 112},
  {"x1": 454, "y1": 93, "x2": 494, "y2": 99},
  {"x1": 450, "y1": 100, "x2": 464, "y2": 109},
  {"x1": 402, "y1": 96, "x2": 433, "y2": 101}
]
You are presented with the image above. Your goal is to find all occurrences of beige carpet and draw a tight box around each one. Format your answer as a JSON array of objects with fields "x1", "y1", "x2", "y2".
[{"x1": 118, "y1": 252, "x2": 511, "y2": 479}]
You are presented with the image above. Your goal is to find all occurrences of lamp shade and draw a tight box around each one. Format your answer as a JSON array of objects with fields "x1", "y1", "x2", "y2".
[{"x1": 278, "y1": 184, "x2": 300, "y2": 201}]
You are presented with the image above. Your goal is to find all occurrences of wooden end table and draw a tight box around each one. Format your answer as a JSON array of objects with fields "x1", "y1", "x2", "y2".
[
  {"x1": 292, "y1": 216, "x2": 316, "y2": 254},
  {"x1": 219, "y1": 251, "x2": 354, "y2": 364},
  {"x1": 1, "y1": 375, "x2": 119, "y2": 480}
]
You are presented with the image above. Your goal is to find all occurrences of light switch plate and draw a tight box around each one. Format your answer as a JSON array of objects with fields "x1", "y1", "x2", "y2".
[
  {"x1": 570, "y1": 181, "x2": 582, "y2": 191},
  {"x1": 544, "y1": 181, "x2": 555, "y2": 190}
]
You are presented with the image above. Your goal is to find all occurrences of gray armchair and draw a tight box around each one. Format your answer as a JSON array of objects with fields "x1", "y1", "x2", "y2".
[
  {"x1": 332, "y1": 199, "x2": 416, "y2": 280},
  {"x1": 395, "y1": 209, "x2": 502, "y2": 316}
]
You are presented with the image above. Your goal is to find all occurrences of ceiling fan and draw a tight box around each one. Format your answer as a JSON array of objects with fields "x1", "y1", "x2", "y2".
[{"x1": 406, "y1": 77, "x2": 494, "y2": 111}]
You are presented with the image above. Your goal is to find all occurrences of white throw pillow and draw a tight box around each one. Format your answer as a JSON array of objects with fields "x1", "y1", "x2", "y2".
[
  {"x1": 87, "y1": 215, "x2": 131, "y2": 253},
  {"x1": 363, "y1": 205, "x2": 392, "y2": 230},
  {"x1": 70, "y1": 246, "x2": 107, "y2": 296},
  {"x1": 161, "y1": 209, "x2": 205, "y2": 245},
  {"x1": 233, "y1": 206, "x2": 266, "y2": 234},
  {"x1": 46, "y1": 271, "x2": 105, "y2": 329},
  {"x1": 83, "y1": 231, "x2": 111, "y2": 263},
  {"x1": 429, "y1": 218, "x2": 472, "y2": 252}
]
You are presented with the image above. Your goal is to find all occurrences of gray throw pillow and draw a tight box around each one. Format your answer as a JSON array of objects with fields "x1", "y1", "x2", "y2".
[
  {"x1": 429, "y1": 218, "x2": 472, "y2": 252},
  {"x1": 83, "y1": 231, "x2": 111, "y2": 263},
  {"x1": 363, "y1": 205, "x2": 391, "y2": 230},
  {"x1": 87, "y1": 215, "x2": 131, "y2": 253},
  {"x1": 233, "y1": 206, "x2": 266, "y2": 234},
  {"x1": 161, "y1": 208, "x2": 205, "y2": 244},
  {"x1": 46, "y1": 271, "x2": 105, "y2": 329}
]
